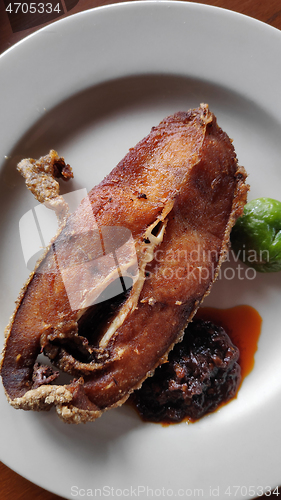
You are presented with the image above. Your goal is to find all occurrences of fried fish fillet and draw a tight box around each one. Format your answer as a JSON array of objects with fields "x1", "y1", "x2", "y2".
[{"x1": 0, "y1": 104, "x2": 248, "y2": 423}]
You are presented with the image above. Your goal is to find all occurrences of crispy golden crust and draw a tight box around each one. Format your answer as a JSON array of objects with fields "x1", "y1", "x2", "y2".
[
  {"x1": 0, "y1": 105, "x2": 248, "y2": 423},
  {"x1": 17, "y1": 149, "x2": 73, "y2": 225}
]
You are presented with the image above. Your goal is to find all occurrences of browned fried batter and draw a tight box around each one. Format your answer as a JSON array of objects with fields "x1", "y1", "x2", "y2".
[
  {"x1": 17, "y1": 149, "x2": 73, "y2": 224},
  {"x1": 0, "y1": 105, "x2": 248, "y2": 423}
]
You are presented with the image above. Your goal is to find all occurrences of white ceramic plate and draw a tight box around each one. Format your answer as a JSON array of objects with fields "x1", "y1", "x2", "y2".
[{"x1": 1, "y1": 2, "x2": 281, "y2": 499}]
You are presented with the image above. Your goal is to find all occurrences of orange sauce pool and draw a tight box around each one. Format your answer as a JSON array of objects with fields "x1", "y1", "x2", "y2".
[{"x1": 196, "y1": 304, "x2": 262, "y2": 382}]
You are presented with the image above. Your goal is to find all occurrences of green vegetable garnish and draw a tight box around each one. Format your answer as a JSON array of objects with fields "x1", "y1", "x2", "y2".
[{"x1": 230, "y1": 197, "x2": 281, "y2": 272}]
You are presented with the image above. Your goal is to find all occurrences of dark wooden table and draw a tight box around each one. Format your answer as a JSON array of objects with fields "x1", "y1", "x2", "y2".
[{"x1": 1, "y1": 0, "x2": 281, "y2": 498}]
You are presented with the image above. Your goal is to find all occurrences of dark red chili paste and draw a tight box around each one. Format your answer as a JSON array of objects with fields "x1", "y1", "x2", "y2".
[{"x1": 131, "y1": 305, "x2": 262, "y2": 424}]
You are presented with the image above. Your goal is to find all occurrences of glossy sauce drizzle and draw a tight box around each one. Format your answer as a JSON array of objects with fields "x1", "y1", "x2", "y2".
[{"x1": 195, "y1": 304, "x2": 262, "y2": 382}]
